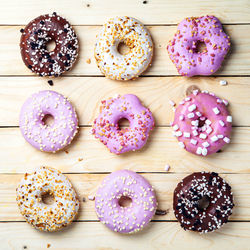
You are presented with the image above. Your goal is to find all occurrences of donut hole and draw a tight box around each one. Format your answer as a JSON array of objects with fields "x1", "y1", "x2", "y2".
[
  {"x1": 46, "y1": 39, "x2": 56, "y2": 52},
  {"x1": 118, "y1": 196, "x2": 132, "y2": 208},
  {"x1": 117, "y1": 41, "x2": 130, "y2": 55},
  {"x1": 195, "y1": 41, "x2": 207, "y2": 53},
  {"x1": 198, "y1": 118, "x2": 206, "y2": 128},
  {"x1": 117, "y1": 118, "x2": 130, "y2": 130},
  {"x1": 41, "y1": 191, "x2": 55, "y2": 205},
  {"x1": 42, "y1": 114, "x2": 54, "y2": 126},
  {"x1": 198, "y1": 195, "x2": 210, "y2": 210}
]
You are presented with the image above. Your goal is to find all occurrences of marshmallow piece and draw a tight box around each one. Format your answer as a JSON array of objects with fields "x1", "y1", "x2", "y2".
[
  {"x1": 175, "y1": 131, "x2": 182, "y2": 137},
  {"x1": 179, "y1": 115, "x2": 184, "y2": 121},
  {"x1": 202, "y1": 148, "x2": 208, "y2": 156},
  {"x1": 178, "y1": 142, "x2": 185, "y2": 148},
  {"x1": 187, "y1": 113, "x2": 195, "y2": 118},
  {"x1": 184, "y1": 132, "x2": 190, "y2": 138},
  {"x1": 173, "y1": 124, "x2": 179, "y2": 131},
  {"x1": 191, "y1": 139, "x2": 197, "y2": 145},
  {"x1": 169, "y1": 100, "x2": 176, "y2": 106},
  {"x1": 211, "y1": 135, "x2": 218, "y2": 142},
  {"x1": 188, "y1": 104, "x2": 197, "y2": 112},
  {"x1": 206, "y1": 127, "x2": 213, "y2": 135},
  {"x1": 165, "y1": 164, "x2": 170, "y2": 171},
  {"x1": 202, "y1": 142, "x2": 210, "y2": 148},
  {"x1": 199, "y1": 133, "x2": 207, "y2": 139},
  {"x1": 196, "y1": 147, "x2": 202, "y2": 155},
  {"x1": 220, "y1": 80, "x2": 228, "y2": 86},
  {"x1": 213, "y1": 107, "x2": 220, "y2": 115},
  {"x1": 192, "y1": 130, "x2": 198, "y2": 136},
  {"x1": 223, "y1": 137, "x2": 230, "y2": 143},
  {"x1": 227, "y1": 116, "x2": 232, "y2": 123},
  {"x1": 205, "y1": 119, "x2": 212, "y2": 125},
  {"x1": 219, "y1": 120, "x2": 225, "y2": 127}
]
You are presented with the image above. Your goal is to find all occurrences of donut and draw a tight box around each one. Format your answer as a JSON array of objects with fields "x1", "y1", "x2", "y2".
[
  {"x1": 94, "y1": 16, "x2": 153, "y2": 80},
  {"x1": 16, "y1": 166, "x2": 79, "y2": 232},
  {"x1": 167, "y1": 15, "x2": 230, "y2": 77},
  {"x1": 172, "y1": 90, "x2": 232, "y2": 156},
  {"x1": 173, "y1": 172, "x2": 234, "y2": 233},
  {"x1": 95, "y1": 170, "x2": 157, "y2": 233},
  {"x1": 92, "y1": 94, "x2": 154, "y2": 154},
  {"x1": 20, "y1": 12, "x2": 78, "y2": 77},
  {"x1": 19, "y1": 90, "x2": 78, "y2": 152}
]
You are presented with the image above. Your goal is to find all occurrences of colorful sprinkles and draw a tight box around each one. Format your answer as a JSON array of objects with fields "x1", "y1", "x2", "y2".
[
  {"x1": 92, "y1": 94, "x2": 154, "y2": 154},
  {"x1": 167, "y1": 15, "x2": 230, "y2": 77}
]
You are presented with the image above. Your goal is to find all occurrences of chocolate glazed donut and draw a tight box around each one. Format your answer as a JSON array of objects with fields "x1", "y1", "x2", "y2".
[
  {"x1": 173, "y1": 172, "x2": 234, "y2": 233},
  {"x1": 20, "y1": 12, "x2": 79, "y2": 77}
]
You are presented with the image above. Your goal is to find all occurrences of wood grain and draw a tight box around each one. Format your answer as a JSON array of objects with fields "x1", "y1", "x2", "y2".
[
  {"x1": 0, "y1": 77, "x2": 249, "y2": 127},
  {"x1": 0, "y1": 1, "x2": 250, "y2": 249},
  {"x1": 1, "y1": 25, "x2": 250, "y2": 76},
  {"x1": 0, "y1": 173, "x2": 249, "y2": 221},
  {"x1": 0, "y1": 221, "x2": 249, "y2": 250},
  {"x1": 0, "y1": 0, "x2": 250, "y2": 25},
  {"x1": 0, "y1": 127, "x2": 249, "y2": 174}
]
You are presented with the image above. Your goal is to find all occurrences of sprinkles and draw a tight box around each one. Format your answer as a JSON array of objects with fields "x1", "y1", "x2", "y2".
[
  {"x1": 167, "y1": 15, "x2": 230, "y2": 77},
  {"x1": 16, "y1": 166, "x2": 79, "y2": 232},
  {"x1": 173, "y1": 172, "x2": 234, "y2": 233},
  {"x1": 95, "y1": 170, "x2": 157, "y2": 234},
  {"x1": 171, "y1": 91, "x2": 232, "y2": 156},
  {"x1": 20, "y1": 13, "x2": 78, "y2": 77},
  {"x1": 19, "y1": 90, "x2": 78, "y2": 152},
  {"x1": 94, "y1": 16, "x2": 153, "y2": 80},
  {"x1": 92, "y1": 94, "x2": 154, "y2": 154}
]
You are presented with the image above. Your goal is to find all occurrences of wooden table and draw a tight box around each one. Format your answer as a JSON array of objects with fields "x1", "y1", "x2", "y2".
[{"x1": 0, "y1": 0, "x2": 250, "y2": 249}]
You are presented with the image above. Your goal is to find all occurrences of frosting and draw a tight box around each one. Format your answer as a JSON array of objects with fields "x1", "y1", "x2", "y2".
[
  {"x1": 92, "y1": 94, "x2": 154, "y2": 154},
  {"x1": 95, "y1": 170, "x2": 157, "y2": 233},
  {"x1": 19, "y1": 90, "x2": 78, "y2": 152},
  {"x1": 95, "y1": 16, "x2": 153, "y2": 80},
  {"x1": 167, "y1": 15, "x2": 230, "y2": 76}
]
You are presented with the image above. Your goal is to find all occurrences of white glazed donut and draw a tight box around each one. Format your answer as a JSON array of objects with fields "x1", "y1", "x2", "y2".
[
  {"x1": 16, "y1": 166, "x2": 79, "y2": 232},
  {"x1": 94, "y1": 16, "x2": 153, "y2": 81}
]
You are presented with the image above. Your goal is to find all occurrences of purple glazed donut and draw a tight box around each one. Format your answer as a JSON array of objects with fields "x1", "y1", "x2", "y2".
[
  {"x1": 167, "y1": 15, "x2": 230, "y2": 77},
  {"x1": 95, "y1": 170, "x2": 157, "y2": 234},
  {"x1": 19, "y1": 90, "x2": 78, "y2": 152},
  {"x1": 92, "y1": 94, "x2": 154, "y2": 154},
  {"x1": 172, "y1": 90, "x2": 232, "y2": 156}
]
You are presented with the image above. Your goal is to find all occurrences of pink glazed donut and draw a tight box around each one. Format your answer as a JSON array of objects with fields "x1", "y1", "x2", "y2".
[
  {"x1": 19, "y1": 90, "x2": 78, "y2": 152},
  {"x1": 167, "y1": 15, "x2": 230, "y2": 77},
  {"x1": 95, "y1": 170, "x2": 157, "y2": 234},
  {"x1": 92, "y1": 94, "x2": 154, "y2": 154},
  {"x1": 172, "y1": 90, "x2": 232, "y2": 156}
]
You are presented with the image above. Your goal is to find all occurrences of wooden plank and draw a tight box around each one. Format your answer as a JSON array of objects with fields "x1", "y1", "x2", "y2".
[
  {"x1": 0, "y1": 221, "x2": 250, "y2": 250},
  {"x1": 1, "y1": 25, "x2": 250, "y2": 76},
  {"x1": 0, "y1": 173, "x2": 249, "y2": 222},
  {"x1": 0, "y1": 77, "x2": 249, "y2": 127},
  {"x1": 0, "y1": 127, "x2": 249, "y2": 174},
  {"x1": 0, "y1": 0, "x2": 250, "y2": 25}
]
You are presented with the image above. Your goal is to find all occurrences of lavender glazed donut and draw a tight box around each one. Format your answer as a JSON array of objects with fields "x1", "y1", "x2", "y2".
[
  {"x1": 95, "y1": 170, "x2": 157, "y2": 234},
  {"x1": 19, "y1": 90, "x2": 78, "y2": 152},
  {"x1": 167, "y1": 15, "x2": 230, "y2": 76},
  {"x1": 92, "y1": 94, "x2": 154, "y2": 154},
  {"x1": 173, "y1": 172, "x2": 234, "y2": 233},
  {"x1": 16, "y1": 166, "x2": 79, "y2": 232},
  {"x1": 172, "y1": 90, "x2": 232, "y2": 156}
]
